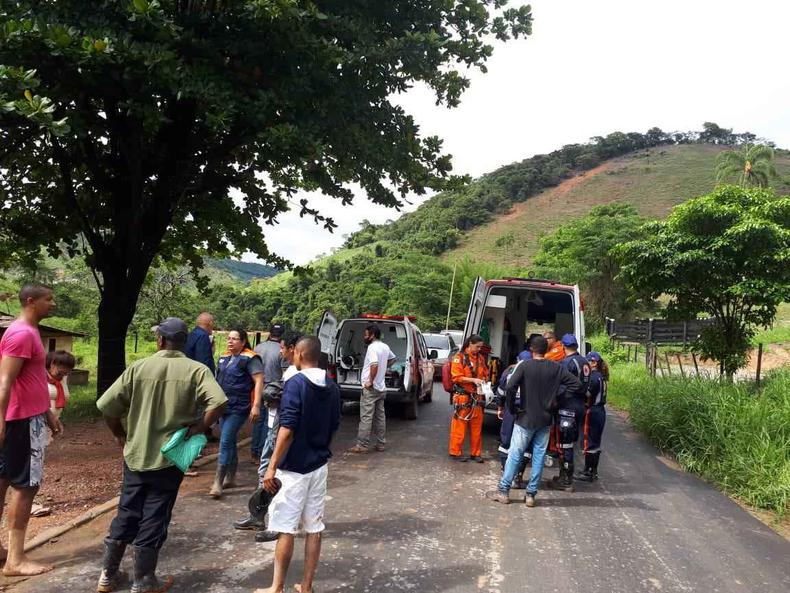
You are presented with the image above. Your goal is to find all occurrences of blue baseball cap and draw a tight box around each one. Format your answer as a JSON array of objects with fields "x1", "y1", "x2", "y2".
[
  {"x1": 587, "y1": 351, "x2": 602, "y2": 362},
  {"x1": 560, "y1": 333, "x2": 578, "y2": 347},
  {"x1": 517, "y1": 350, "x2": 533, "y2": 361}
]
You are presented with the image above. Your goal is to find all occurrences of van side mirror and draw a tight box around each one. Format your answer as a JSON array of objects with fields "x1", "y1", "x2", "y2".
[{"x1": 428, "y1": 349, "x2": 439, "y2": 360}]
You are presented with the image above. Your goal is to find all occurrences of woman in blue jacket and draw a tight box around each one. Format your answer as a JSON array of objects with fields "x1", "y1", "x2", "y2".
[{"x1": 211, "y1": 328, "x2": 264, "y2": 498}]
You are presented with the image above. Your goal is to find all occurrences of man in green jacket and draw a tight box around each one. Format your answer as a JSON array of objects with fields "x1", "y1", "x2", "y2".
[{"x1": 95, "y1": 318, "x2": 227, "y2": 593}]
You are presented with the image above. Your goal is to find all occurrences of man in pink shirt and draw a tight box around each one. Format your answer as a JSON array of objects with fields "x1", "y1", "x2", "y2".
[{"x1": 0, "y1": 283, "x2": 63, "y2": 576}]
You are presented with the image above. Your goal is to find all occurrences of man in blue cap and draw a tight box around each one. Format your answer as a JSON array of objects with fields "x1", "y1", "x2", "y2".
[{"x1": 547, "y1": 333, "x2": 591, "y2": 493}]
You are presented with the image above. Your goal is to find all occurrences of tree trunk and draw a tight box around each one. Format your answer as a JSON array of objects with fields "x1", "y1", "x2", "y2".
[{"x1": 96, "y1": 265, "x2": 150, "y2": 397}]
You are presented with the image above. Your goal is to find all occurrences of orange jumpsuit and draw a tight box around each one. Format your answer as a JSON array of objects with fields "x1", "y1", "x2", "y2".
[
  {"x1": 448, "y1": 350, "x2": 489, "y2": 457},
  {"x1": 545, "y1": 341, "x2": 566, "y2": 362}
]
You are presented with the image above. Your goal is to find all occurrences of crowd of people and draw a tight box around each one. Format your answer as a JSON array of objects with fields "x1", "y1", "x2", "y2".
[
  {"x1": 447, "y1": 330, "x2": 608, "y2": 507},
  {"x1": 0, "y1": 281, "x2": 608, "y2": 592}
]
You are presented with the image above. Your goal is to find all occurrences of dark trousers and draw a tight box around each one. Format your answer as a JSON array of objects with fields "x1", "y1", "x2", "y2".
[
  {"x1": 108, "y1": 464, "x2": 184, "y2": 549},
  {"x1": 582, "y1": 405, "x2": 606, "y2": 454}
]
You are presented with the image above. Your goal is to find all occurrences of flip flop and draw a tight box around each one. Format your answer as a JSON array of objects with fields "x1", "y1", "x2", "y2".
[{"x1": 30, "y1": 503, "x2": 51, "y2": 517}]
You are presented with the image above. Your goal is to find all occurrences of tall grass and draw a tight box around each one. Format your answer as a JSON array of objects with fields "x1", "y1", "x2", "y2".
[{"x1": 611, "y1": 366, "x2": 790, "y2": 515}]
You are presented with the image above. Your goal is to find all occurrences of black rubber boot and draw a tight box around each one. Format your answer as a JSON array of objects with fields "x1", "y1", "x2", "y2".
[
  {"x1": 576, "y1": 453, "x2": 596, "y2": 482},
  {"x1": 511, "y1": 459, "x2": 528, "y2": 489},
  {"x1": 96, "y1": 538, "x2": 127, "y2": 592},
  {"x1": 590, "y1": 451, "x2": 600, "y2": 481},
  {"x1": 130, "y1": 546, "x2": 173, "y2": 593},
  {"x1": 223, "y1": 463, "x2": 238, "y2": 488},
  {"x1": 548, "y1": 461, "x2": 574, "y2": 492}
]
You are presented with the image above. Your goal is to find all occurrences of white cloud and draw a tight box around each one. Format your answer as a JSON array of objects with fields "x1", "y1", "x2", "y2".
[{"x1": 250, "y1": 0, "x2": 790, "y2": 265}]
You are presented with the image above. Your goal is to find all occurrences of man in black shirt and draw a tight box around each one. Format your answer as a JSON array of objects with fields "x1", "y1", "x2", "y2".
[{"x1": 486, "y1": 336, "x2": 582, "y2": 507}]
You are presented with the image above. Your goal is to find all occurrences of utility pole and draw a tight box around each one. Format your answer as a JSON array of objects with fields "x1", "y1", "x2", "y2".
[{"x1": 445, "y1": 262, "x2": 457, "y2": 331}]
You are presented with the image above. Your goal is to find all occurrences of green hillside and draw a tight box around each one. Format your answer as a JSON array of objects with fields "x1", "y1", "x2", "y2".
[
  {"x1": 445, "y1": 144, "x2": 790, "y2": 268},
  {"x1": 206, "y1": 258, "x2": 279, "y2": 283}
]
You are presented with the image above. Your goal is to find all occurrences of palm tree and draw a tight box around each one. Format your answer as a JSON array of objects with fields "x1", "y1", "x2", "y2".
[{"x1": 715, "y1": 144, "x2": 778, "y2": 187}]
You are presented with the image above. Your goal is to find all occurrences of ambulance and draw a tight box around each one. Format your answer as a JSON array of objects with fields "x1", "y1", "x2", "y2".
[
  {"x1": 461, "y1": 276, "x2": 588, "y2": 415},
  {"x1": 317, "y1": 312, "x2": 435, "y2": 419}
]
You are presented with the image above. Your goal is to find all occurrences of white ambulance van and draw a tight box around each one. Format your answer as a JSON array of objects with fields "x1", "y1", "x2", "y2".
[{"x1": 462, "y1": 277, "x2": 588, "y2": 415}]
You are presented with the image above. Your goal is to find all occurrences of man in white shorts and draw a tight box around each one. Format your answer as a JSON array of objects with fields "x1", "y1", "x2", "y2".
[{"x1": 256, "y1": 336, "x2": 341, "y2": 593}]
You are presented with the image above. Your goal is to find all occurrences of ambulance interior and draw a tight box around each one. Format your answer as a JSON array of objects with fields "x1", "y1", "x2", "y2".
[
  {"x1": 335, "y1": 320, "x2": 408, "y2": 385},
  {"x1": 481, "y1": 286, "x2": 575, "y2": 367}
]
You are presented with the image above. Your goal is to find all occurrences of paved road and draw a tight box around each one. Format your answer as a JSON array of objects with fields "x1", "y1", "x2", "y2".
[{"x1": 4, "y1": 382, "x2": 789, "y2": 593}]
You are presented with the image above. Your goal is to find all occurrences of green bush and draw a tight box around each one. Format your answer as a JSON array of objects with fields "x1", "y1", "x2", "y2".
[{"x1": 622, "y1": 369, "x2": 790, "y2": 515}]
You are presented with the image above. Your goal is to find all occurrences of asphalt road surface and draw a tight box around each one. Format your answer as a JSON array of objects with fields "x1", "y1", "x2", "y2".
[{"x1": 5, "y1": 382, "x2": 789, "y2": 593}]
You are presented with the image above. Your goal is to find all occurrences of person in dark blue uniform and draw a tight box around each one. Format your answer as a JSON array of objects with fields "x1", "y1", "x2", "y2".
[
  {"x1": 547, "y1": 333, "x2": 590, "y2": 492},
  {"x1": 577, "y1": 352, "x2": 608, "y2": 482}
]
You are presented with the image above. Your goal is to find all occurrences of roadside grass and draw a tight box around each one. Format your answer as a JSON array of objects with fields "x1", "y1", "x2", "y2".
[
  {"x1": 607, "y1": 360, "x2": 790, "y2": 516},
  {"x1": 63, "y1": 336, "x2": 159, "y2": 421},
  {"x1": 753, "y1": 302, "x2": 790, "y2": 347}
]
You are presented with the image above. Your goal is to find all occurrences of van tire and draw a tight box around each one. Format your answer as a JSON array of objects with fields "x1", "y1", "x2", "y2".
[
  {"x1": 403, "y1": 397, "x2": 419, "y2": 420},
  {"x1": 422, "y1": 384, "x2": 432, "y2": 403}
]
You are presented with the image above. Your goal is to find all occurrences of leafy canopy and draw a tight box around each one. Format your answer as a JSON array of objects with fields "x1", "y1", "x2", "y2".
[
  {"x1": 532, "y1": 203, "x2": 648, "y2": 327},
  {"x1": 616, "y1": 185, "x2": 790, "y2": 376},
  {"x1": 0, "y1": 0, "x2": 533, "y2": 273}
]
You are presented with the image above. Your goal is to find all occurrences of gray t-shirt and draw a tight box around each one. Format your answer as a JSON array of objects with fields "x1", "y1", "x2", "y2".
[{"x1": 254, "y1": 339, "x2": 283, "y2": 385}]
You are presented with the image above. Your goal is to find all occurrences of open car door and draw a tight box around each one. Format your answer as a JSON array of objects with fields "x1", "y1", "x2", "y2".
[
  {"x1": 462, "y1": 276, "x2": 487, "y2": 343},
  {"x1": 316, "y1": 310, "x2": 338, "y2": 361}
]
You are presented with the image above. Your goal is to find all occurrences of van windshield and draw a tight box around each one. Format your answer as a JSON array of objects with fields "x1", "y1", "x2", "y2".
[{"x1": 424, "y1": 334, "x2": 450, "y2": 350}]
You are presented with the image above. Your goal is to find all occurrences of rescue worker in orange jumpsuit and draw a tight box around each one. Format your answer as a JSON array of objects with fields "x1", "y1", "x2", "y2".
[
  {"x1": 543, "y1": 331, "x2": 566, "y2": 362},
  {"x1": 449, "y1": 334, "x2": 489, "y2": 463}
]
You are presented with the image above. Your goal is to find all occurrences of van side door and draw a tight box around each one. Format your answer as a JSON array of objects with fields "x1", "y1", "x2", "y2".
[{"x1": 463, "y1": 276, "x2": 487, "y2": 343}]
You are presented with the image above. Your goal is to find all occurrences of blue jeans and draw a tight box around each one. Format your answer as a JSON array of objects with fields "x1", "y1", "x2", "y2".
[
  {"x1": 257, "y1": 412, "x2": 279, "y2": 479},
  {"x1": 219, "y1": 412, "x2": 248, "y2": 466},
  {"x1": 250, "y1": 417, "x2": 269, "y2": 459},
  {"x1": 499, "y1": 424, "x2": 550, "y2": 495}
]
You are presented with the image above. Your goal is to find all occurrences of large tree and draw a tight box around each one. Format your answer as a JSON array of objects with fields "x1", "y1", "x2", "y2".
[
  {"x1": 616, "y1": 185, "x2": 790, "y2": 378},
  {"x1": 532, "y1": 202, "x2": 649, "y2": 329},
  {"x1": 0, "y1": 0, "x2": 532, "y2": 392}
]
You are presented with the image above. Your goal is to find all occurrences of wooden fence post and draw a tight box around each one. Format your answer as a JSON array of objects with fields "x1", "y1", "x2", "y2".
[
  {"x1": 647, "y1": 318, "x2": 654, "y2": 343},
  {"x1": 664, "y1": 352, "x2": 672, "y2": 376},
  {"x1": 691, "y1": 352, "x2": 700, "y2": 377},
  {"x1": 756, "y1": 343, "x2": 763, "y2": 387},
  {"x1": 676, "y1": 353, "x2": 685, "y2": 378}
]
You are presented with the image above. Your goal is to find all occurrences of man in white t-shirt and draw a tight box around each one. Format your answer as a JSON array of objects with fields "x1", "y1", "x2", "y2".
[{"x1": 349, "y1": 325, "x2": 395, "y2": 454}]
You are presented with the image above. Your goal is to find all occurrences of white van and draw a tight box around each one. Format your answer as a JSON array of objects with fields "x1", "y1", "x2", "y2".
[
  {"x1": 462, "y1": 277, "x2": 588, "y2": 414},
  {"x1": 317, "y1": 312, "x2": 435, "y2": 420}
]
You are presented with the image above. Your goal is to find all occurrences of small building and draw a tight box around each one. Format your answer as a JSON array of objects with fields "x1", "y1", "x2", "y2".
[{"x1": 0, "y1": 315, "x2": 86, "y2": 353}]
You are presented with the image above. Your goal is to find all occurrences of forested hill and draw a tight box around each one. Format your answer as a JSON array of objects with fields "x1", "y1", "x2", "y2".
[
  {"x1": 207, "y1": 259, "x2": 279, "y2": 282},
  {"x1": 343, "y1": 124, "x2": 788, "y2": 259},
  {"x1": 208, "y1": 124, "x2": 790, "y2": 333}
]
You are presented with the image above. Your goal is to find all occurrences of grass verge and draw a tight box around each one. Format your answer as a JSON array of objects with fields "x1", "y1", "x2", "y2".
[{"x1": 607, "y1": 362, "x2": 790, "y2": 516}]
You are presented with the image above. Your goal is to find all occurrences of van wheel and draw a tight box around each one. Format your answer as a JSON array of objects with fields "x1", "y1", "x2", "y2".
[
  {"x1": 422, "y1": 384, "x2": 432, "y2": 403},
  {"x1": 403, "y1": 397, "x2": 419, "y2": 420}
]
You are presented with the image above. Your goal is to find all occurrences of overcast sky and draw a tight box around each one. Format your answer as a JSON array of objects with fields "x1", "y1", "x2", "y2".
[{"x1": 253, "y1": 0, "x2": 790, "y2": 266}]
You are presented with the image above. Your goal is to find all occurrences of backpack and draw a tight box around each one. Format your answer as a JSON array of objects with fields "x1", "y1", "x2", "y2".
[
  {"x1": 441, "y1": 361, "x2": 454, "y2": 394},
  {"x1": 443, "y1": 352, "x2": 478, "y2": 394}
]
